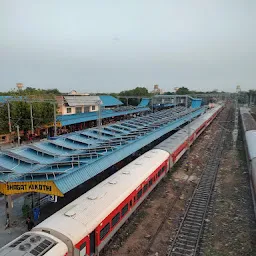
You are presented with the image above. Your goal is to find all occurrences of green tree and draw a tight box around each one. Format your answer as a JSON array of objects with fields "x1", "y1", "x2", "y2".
[
  {"x1": 0, "y1": 104, "x2": 9, "y2": 133},
  {"x1": 119, "y1": 87, "x2": 150, "y2": 97},
  {"x1": 119, "y1": 87, "x2": 151, "y2": 106},
  {"x1": 176, "y1": 87, "x2": 190, "y2": 95},
  {"x1": 0, "y1": 87, "x2": 59, "y2": 135}
]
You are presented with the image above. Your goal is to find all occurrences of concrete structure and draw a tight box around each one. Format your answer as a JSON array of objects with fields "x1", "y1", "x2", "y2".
[
  {"x1": 16, "y1": 83, "x2": 23, "y2": 90},
  {"x1": 151, "y1": 84, "x2": 164, "y2": 95}
]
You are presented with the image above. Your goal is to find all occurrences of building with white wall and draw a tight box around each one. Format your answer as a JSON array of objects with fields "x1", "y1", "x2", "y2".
[{"x1": 56, "y1": 92, "x2": 123, "y2": 115}]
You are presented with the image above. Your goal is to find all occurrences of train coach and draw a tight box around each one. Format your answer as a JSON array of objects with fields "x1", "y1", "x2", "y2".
[
  {"x1": 240, "y1": 107, "x2": 256, "y2": 132},
  {"x1": 0, "y1": 105, "x2": 223, "y2": 256},
  {"x1": 240, "y1": 107, "x2": 256, "y2": 213},
  {"x1": 155, "y1": 104, "x2": 223, "y2": 165},
  {"x1": 1, "y1": 149, "x2": 170, "y2": 256},
  {"x1": 245, "y1": 131, "x2": 256, "y2": 194}
]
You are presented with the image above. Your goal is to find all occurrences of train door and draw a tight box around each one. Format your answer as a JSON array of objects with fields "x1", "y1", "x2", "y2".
[
  {"x1": 79, "y1": 242, "x2": 87, "y2": 256},
  {"x1": 90, "y1": 231, "x2": 96, "y2": 255},
  {"x1": 75, "y1": 237, "x2": 90, "y2": 256}
]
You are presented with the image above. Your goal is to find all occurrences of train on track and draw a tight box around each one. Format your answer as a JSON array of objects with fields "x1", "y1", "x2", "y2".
[
  {"x1": 0, "y1": 105, "x2": 223, "y2": 256},
  {"x1": 240, "y1": 107, "x2": 256, "y2": 213}
]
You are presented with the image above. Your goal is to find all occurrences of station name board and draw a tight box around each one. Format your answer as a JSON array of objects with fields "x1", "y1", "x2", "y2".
[{"x1": 0, "y1": 181, "x2": 63, "y2": 196}]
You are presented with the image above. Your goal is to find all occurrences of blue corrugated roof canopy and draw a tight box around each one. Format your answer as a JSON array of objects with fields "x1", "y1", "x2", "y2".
[
  {"x1": 138, "y1": 98, "x2": 150, "y2": 107},
  {"x1": 57, "y1": 107, "x2": 150, "y2": 126},
  {"x1": 191, "y1": 98, "x2": 202, "y2": 108},
  {"x1": 0, "y1": 96, "x2": 23, "y2": 103},
  {"x1": 0, "y1": 106, "x2": 205, "y2": 195},
  {"x1": 99, "y1": 95, "x2": 123, "y2": 107}
]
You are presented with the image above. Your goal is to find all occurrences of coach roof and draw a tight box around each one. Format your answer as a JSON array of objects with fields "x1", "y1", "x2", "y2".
[{"x1": 34, "y1": 149, "x2": 169, "y2": 245}]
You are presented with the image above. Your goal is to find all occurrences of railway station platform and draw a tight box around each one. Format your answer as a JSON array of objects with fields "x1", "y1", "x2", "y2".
[
  {"x1": 0, "y1": 107, "x2": 204, "y2": 196},
  {"x1": 0, "y1": 105, "x2": 205, "y2": 235},
  {"x1": 0, "y1": 104, "x2": 208, "y2": 247},
  {"x1": 0, "y1": 106, "x2": 205, "y2": 197}
]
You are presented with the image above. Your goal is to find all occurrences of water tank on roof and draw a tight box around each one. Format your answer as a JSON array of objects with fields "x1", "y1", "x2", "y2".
[
  {"x1": 69, "y1": 90, "x2": 78, "y2": 95},
  {"x1": 16, "y1": 83, "x2": 23, "y2": 90}
]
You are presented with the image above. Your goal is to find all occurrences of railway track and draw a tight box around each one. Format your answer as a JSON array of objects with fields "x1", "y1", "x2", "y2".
[{"x1": 167, "y1": 105, "x2": 233, "y2": 256}]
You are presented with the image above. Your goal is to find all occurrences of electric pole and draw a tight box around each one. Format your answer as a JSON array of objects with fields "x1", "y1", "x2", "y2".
[
  {"x1": 17, "y1": 125, "x2": 20, "y2": 146},
  {"x1": 53, "y1": 104, "x2": 57, "y2": 137},
  {"x1": 186, "y1": 101, "x2": 192, "y2": 172},
  {"x1": 151, "y1": 96, "x2": 154, "y2": 113},
  {"x1": 30, "y1": 103, "x2": 34, "y2": 135},
  {"x1": 7, "y1": 101, "x2": 11, "y2": 133},
  {"x1": 97, "y1": 100, "x2": 102, "y2": 137}
]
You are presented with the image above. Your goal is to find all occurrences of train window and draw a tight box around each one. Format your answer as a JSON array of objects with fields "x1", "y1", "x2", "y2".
[
  {"x1": 130, "y1": 200, "x2": 132, "y2": 207},
  {"x1": 121, "y1": 204, "x2": 128, "y2": 217},
  {"x1": 149, "y1": 179, "x2": 153, "y2": 187},
  {"x1": 134, "y1": 196, "x2": 136, "y2": 203},
  {"x1": 79, "y1": 242, "x2": 86, "y2": 256},
  {"x1": 143, "y1": 184, "x2": 148, "y2": 193},
  {"x1": 112, "y1": 212, "x2": 120, "y2": 227},
  {"x1": 100, "y1": 223, "x2": 110, "y2": 240},
  {"x1": 137, "y1": 189, "x2": 142, "y2": 200},
  {"x1": 158, "y1": 171, "x2": 161, "y2": 177}
]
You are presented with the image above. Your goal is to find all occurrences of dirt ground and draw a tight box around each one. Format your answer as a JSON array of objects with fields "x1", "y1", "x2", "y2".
[
  {"x1": 102, "y1": 110, "x2": 226, "y2": 256},
  {"x1": 200, "y1": 115, "x2": 256, "y2": 255}
]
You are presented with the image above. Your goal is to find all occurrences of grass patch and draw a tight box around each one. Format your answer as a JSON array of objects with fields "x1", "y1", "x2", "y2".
[{"x1": 204, "y1": 248, "x2": 229, "y2": 256}]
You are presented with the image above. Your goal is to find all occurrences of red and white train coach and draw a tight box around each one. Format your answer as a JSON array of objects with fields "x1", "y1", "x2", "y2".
[
  {"x1": 0, "y1": 105, "x2": 223, "y2": 256},
  {"x1": 155, "y1": 105, "x2": 223, "y2": 165},
  {"x1": 1, "y1": 149, "x2": 170, "y2": 256},
  {"x1": 34, "y1": 149, "x2": 169, "y2": 255}
]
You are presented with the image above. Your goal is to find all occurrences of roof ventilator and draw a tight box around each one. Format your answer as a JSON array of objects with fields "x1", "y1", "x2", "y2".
[
  {"x1": 30, "y1": 236, "x2": 41, "y2": 243},
  {"x1": 9, "y1": 234, "x2": 30, "y2": 248},
  {"x1": 87, "y1": 194, "x2": 98, "y2": 200},
  {"x1": 108, "y1": 179, "x2": 117, "y2": 185},
  {"x1": 19, "y1": 243, "x2": 31, "y2": 251},
  {"x1": 64, "y1": 205, "x2": 77, "y2": 217}
]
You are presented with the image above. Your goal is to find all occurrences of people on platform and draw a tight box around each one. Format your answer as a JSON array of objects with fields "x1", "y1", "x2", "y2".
[{"x1": 26, "y1": 216, "x2": 34, "y2": 231}]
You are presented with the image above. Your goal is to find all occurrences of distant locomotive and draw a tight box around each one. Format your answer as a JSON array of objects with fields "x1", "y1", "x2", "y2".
[{"x1": 0, "y1": 106, "x2": 223, "y2": 256}]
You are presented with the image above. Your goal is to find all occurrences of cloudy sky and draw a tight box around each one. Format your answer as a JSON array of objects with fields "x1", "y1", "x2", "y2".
[{"x1": 1, "y1": 0, "x2": 255, "y2": 93}]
